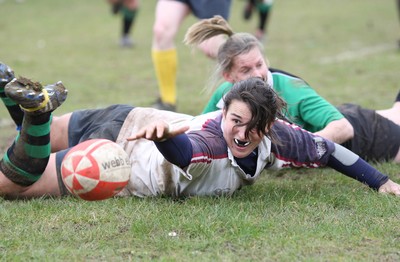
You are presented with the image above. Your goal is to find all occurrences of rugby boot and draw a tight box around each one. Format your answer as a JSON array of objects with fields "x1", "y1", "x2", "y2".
[
  {"x1": 5, "y1": 76, "x2": 68, "y2": 115},
  {"x1": 0, "y1": 62, "x2": 15, "y2": 88},
  {"x1": 151, "y1": 97, "x2": 176, "y2": 112}
]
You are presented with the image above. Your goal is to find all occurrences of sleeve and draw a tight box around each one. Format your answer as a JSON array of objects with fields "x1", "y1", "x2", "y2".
[
  {"x1": 270, "y1": 120, "x2": 335, "y2": 168},
  {"x1": 202, "y1": 82, "x2": 233, "y2": 114},
  {"x1": 270, "y1": 120, "x2": 389, "y2": 190},
  {"x1": 327, "y1": 143, "x2": 389, "y2": 190},
  {"x1": 275, "y1": 76, "x2": 344, "y2": 133},
  {"x1": 155, "y1": 134, "x2": 192, "y2": 168}
]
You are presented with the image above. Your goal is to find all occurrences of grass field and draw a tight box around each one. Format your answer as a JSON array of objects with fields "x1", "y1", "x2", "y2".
[{"x1": 0, "y1": 0, "x2": 400, "y2": 261}]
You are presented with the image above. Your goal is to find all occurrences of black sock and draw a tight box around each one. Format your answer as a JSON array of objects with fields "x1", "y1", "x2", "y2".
[
  {"x1": 258, "y1": 10, "x2": 269, "y2": 32},
  {"x1": 121, "y1": 7, "x2": 137, "y2": 37},
  {"x1": 123, "y1": 16, "x2": 133, "y2": 36},
  {"x1": 0, "y1": 83, "x2": 24, "y2": 128}
]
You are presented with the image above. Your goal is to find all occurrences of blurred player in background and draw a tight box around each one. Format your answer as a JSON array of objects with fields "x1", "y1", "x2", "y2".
[
  {"x1": 151, "y1": 0, "x2": 232, "y2": 111},
  {"x1": 108, "y1": 0, "x2": 139, "y2": 48},
  {"x1": 243, "y1": 0, "x2": 274, "y2": 42},
  {"x1": 397, "y1": 0, "x2": 400, "y2": 48}
]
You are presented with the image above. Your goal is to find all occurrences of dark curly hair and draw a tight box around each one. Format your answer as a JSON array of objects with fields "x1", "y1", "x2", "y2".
[{"x1": 223, "y1": 77, "x2": 287, "y2": 143}]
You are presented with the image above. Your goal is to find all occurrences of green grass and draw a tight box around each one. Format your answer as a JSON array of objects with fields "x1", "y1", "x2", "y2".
[{"x1": 1, "y1": 0, "x2": 400, "y2": 261}]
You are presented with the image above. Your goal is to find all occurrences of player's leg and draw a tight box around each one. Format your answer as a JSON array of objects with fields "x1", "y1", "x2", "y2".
[
  {"x1": 1, "y1": 63, "x2": 72, "y2": 152},
  {"x1": 0, "y1": 62, "x2": 24, "y2": 129},
  {"x1": 0, "y1": 77, "x2": 67, "y2": 198},
  {"x1": 21, "y1": 104, "x2": 133, "y2": 198},
  {"x1": 381, "y1": 97, "x2": 400, "y2": 162},
  {"x1": 51, "y1": 104, "x2": 133, "y2": 153},
  {"x1": 376, "y1": 90, "x2": 400, "y2": 126},
  {"x1": 397, "y1": 0, "x2": 400, "y2": 48},
  {"x1": 50, "y1": 113, "x2": 73, "y2": 152},
  {"x1": 243, "y1": 0, "x2": 256, "y2": 20},
  {"x1": 394, "y1": 148, "x2": 400, "y2": 163},
  {"x1": 120, "y1": 0, "x2": 139, "y2": 47},
  {"x1": 189, "y1": 0, "x2": 232, "y2": 58},
  {"x1": 152, "y1": 0, "x2": 189, "y2": 50},
  {"x1": 151, "y1": 0, "x2": 190, "y2": 111},
  {"x1": 123, "y1": 0, "x2": 139, "y2": 10},
  {"x1": 108, "y1": 0, "x2": 122, "y2": 14},
  {"x1": 255, "y1": 0, "x2": 273, "y2": 41},
  {"x1": 0, "y1": 153, "x2": 61, "y2": 199}
]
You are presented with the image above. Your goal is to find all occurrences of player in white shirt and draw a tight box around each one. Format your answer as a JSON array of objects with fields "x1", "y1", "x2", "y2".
[{"x1": 0, "y1": 70, "x2": 399, "y2": 199}]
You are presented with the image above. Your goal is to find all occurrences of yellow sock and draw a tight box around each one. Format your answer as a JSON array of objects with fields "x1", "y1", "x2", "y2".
[{"x1": 152, "y1": 49, "x2": 177, "y2": 105}]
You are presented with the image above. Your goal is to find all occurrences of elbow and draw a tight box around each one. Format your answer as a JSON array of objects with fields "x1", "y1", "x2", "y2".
[
  {"x1": 314, "y1": 118, "x2": 354, "y2": 144},
  {"x1": 342, "y1": 119, "x2": 354, "y2": 141},
  {"x1": 330, "y1": 118, "x2": 354, "y2": 144}
]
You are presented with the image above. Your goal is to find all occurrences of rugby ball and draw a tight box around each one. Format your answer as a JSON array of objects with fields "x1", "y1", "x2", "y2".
[{"x1": 61, "y1": 139, "x2": 131, "y2": 201}]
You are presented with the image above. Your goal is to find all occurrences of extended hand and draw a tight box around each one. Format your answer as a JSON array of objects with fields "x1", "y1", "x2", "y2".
[
  {"x1": 378, "y1": 179, "x2": 400, "y2": 196},
  {"x1": 126, "y1": 120, "x2": 189, "y2": 142}
]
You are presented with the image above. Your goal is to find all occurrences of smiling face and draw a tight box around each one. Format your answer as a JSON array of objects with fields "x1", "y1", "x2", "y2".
[
  {"x1": 222, "y1": 99, "x2": 264, "y2": 158},
  {"x1": 223, "y1": 47, "x2": 268, "y2": 83}
]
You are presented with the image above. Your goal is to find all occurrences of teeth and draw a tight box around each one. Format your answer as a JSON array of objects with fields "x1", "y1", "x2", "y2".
[{"x1": 234, "y1": 138, "x2": 250, "y2": 147}]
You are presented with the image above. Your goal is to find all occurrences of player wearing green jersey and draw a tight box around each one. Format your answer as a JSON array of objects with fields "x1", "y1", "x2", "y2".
[
  {"x1": 243, "y1": 0, "x2": 274, "y2": 41},
  {"x1": 185, "y1": 16, "x2": 400, "y2": 163}
]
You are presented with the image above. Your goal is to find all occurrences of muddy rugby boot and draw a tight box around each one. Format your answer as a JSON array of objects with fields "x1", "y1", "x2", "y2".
[
  {"x1": 5, "y1": 77, "x2": 68, "y2": 115},
  {"x1": 0, "y1": 62, "x2": 15, "y2": 89}
]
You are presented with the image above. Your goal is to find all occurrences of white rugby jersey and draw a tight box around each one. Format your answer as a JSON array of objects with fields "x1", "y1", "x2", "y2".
[{"x1": 115, "y1": 108, "x2": 334, "y2": 198}]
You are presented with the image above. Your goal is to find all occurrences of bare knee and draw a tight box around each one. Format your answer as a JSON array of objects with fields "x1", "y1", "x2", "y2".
[
  {"x1": 152, "y1": 23, "x2": 176, "y2": 49},
  {"x1": 123, "y1": 0, "x2": 139, "y2": 9},
  {"x1": 152, "y1": 1, "x2": 188, "y2": 49}
]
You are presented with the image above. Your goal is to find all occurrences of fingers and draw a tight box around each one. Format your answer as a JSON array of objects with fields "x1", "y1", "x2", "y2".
[
  {"x1": 126, "y1": 122, "x2": 189, "y2": 142},
  {"x1": 169, "y1": 125, "x2": 190, "y2": 137},
  {"x1": 388, "y1": 183, "x2": 400, "y2": 196},
  {"x1": 126, "y1": 128, "x2": 147, "y2": 141},
  {"x1": 126, "y1": 134, "x2": 140, "y2": 141},
  {"x1": 156, "y1": 122, "x2": 167, "y2": 139},
  {"x1": 378, "y1": 179, "x2": 400, "y2": 196},
  {"x1": 126, "y1": 123, "x2": 166, "y2": 141}
]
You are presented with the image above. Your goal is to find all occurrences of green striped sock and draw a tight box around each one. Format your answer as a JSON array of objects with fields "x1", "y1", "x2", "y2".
[
  {"x1": 0, "y1": 86, "x2": 24, "y2": 128},
  {"x1": 0, "y1": 113, "x2": 52, "y2": 186}
]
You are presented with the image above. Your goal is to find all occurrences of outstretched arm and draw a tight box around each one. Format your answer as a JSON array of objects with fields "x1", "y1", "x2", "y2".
[
  {"x1": 126, "y1": 120, "x2": 192, "y2": 168},
  {"x1": 327, "y1": 143, "x2": 400, "y2": 196},
  {"x1": 272, "y1": 120, "x2": 399, "y2": 196},
  {"x1": 126, "y1": 120, "x2": 189, "y2": 142}
]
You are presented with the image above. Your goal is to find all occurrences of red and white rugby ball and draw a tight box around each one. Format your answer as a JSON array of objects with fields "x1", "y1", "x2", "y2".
[{"x1": 61, "y1": 139, "x2": 131, "y2": 201}]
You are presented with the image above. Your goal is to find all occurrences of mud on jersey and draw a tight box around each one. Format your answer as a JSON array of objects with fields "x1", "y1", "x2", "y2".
[{"x1": 116, "y1": 108, "x2": 335, "y2": 198}]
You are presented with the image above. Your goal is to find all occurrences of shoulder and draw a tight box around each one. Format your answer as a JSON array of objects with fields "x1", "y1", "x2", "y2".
[
  {"x1": 270, "y1": 68, "x2": 305, "y2": 81},
  {"x1": 215, "y1": 82, "x2": 233, "y2": 95},
  {"x1": 188, "y1": 116, "x2": 228, "y2": 160},
  {"x1": 270, "y1": 68, "x2": 310, "y2": 90}
]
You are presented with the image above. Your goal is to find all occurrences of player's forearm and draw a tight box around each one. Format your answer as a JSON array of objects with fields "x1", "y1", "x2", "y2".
[
  {"x1": 327, "y1": 143, "x2": 388, "y2": 190},
  {"x1": 155, "y1": 134, "x2": 192, "y2": 168},
  {"x1": 314, "y1": 118, "x2": 354, "y2": 144}
]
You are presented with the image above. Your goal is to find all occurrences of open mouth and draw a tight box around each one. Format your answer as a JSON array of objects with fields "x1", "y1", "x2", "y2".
[{"x1": 234, "y1": 138, "x2": 250, "y2": 147}]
